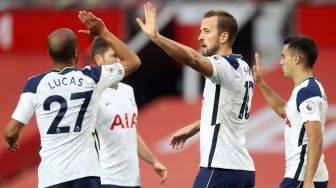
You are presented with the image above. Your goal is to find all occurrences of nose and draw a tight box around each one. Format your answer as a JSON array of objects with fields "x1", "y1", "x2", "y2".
[{"x1": 198, "y1": 32, "x2": 203, "y2": 41}]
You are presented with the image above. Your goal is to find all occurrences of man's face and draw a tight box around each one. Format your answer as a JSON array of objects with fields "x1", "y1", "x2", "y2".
[
  {"x1": 198, "y1": 16, "x2": 220, "y2": 56},
  {"x1": 96, "y1": 47, "x2": 120, "y2": 66},
  {"x1": 280, "y1": 44, "x2": 296, "y2": 78}
]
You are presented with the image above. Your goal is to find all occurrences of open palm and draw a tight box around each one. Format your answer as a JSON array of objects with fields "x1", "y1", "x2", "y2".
[{"x1": 136, "y1": 2, "x2": 159, "y2": 40}]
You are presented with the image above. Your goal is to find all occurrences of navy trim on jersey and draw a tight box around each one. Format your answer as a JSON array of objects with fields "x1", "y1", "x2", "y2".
[
  {"x1": 294, "y1": 144, "x2": 307, "y2": 180},
  {"x1": 296, "y1": 78, "x2": 322, "y2": 112},
  {"x1": 22, "y1": 71, "x2": 51, "y2": 94},
  {"x1": 222, "y1": 55, "x2": 240, "y2": 70},
  {"x1": 208, "y1": 84, "x2": 221, "y2": 167},
  {"x1": 51, "y1": 67, "x2": 76, "y2": 75},
  {"x1": 82, "y1": 66, "x2": 102, "y2": 84},
  {"x1": 298, "y1": 125, "x2": 306, "y2": 146}
]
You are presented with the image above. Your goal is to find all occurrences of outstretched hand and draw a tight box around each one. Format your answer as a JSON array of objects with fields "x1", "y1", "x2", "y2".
[
  {"x1": 136, "y1": 2, "x2": 159, "y2": 40},
  {"x1": 78, "y1": 10, "x2": 107, "y2": 35},
  {"x1": 252, "y1": 52, "x2": 263, "y2": 84},
  {"x1": 170, "y1": 126, "x2": 195, "y2": 150},
  {"x1": 153, "y1": 161, "x2": 168, "y2": 184}
]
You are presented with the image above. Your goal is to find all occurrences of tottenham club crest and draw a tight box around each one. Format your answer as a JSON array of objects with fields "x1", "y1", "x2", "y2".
[{"x1": 303, "y1": 100, "x2": 316, "y2": 114}]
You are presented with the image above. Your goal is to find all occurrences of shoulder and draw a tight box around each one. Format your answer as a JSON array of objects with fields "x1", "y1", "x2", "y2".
[
  {"x1": 81, "y1": 66, "x2": 102, "y2": 84},
  {"x1": 296, "y1": 78, "x2": 323, "y2": 109},
  {"x1": 208, "y1": 54, "x2": 246, "y2": 70},
  {"x1": 118, "y1": 83, "x2": 134, "y2": 93},
  {"x1": 23, "y1": 71, "x2": 52, "y2": 94}
]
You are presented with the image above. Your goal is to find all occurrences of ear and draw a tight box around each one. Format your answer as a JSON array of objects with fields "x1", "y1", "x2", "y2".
[
  {"x1": 293, "y1": 54, "x2": 300, "y2": 65},
  {"x1": 94, "y1": 55, "x2": 103, "y2": 65},
  {"x1": 220, "y1": 32, "x2": 229, "y2": 44}
]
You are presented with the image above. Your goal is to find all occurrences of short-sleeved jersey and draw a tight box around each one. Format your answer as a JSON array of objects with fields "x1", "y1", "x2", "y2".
[
  {"x1": 95, "y1": 83, "x2": 140, "y2": 186},
  {"x1": 284, "y1": 77, "x2": 328, "y2": 181},
  {"x1": 199, "y1": 54, "x2": 255, "y2": 171},
  {"x1": 11, "y1": 64, "x2": 125, "y2": 188}
]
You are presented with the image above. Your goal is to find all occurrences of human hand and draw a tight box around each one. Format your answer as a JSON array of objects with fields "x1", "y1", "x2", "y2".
[
  {"x1": 153, "y1": 161, "x2": 168, "y2": 184},
  {"x1": 7, "y1": 142, "x2": 19, "y2": 152},
  {"x1": 78, "y1": 10, "x2": 107, "y2": 35},
  {"x1": 252, "y1": 52, "x2": 263, "y2": 84},
  {"x1": 170, "y1": 126, "x2": 194, "y2": 150},
  {"x1": 303, "y1": 181, "x2": 315, "y2": 188},
  {"x1": 136, "y1": 2, "x2": 159, "y2": 40}
]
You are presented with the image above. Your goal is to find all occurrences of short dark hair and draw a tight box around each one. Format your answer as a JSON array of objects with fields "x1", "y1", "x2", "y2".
[
  {"x1": 47, "y1": 28, "x2": 77, "y2": 61},
  {"x1": 203, "y1": 10, "x2": 238, "y2": 47},
  {"x1": 284, "y1": 35, "x2": 318, "y2": 68},
  {"x1": 91, "y1": 36, "x2": 109, "y2": 57}
]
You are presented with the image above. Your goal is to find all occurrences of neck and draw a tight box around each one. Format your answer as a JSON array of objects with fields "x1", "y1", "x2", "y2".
[
  {"x1": 53, "y1": 60, "x2": 76, "y2": 70},
  {"x1": 217, "y1": 47, "x2": 232, "y2": 56},
  {"x1": 293, "y1": 69, "x2": 314, "y2": 86}
]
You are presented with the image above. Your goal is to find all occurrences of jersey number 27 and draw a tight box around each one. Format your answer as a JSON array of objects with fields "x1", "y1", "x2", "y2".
[{"x1": 43, "y1": 90, "x2": 93, "y2": 134}]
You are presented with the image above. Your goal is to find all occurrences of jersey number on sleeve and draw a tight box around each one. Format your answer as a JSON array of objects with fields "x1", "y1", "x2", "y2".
[
  {"x1": 43, "y1": 90, "x2": 93, "y2": 134},
  {"x1": 238, "y1": 81, "x2": 253, "y2": 120}
]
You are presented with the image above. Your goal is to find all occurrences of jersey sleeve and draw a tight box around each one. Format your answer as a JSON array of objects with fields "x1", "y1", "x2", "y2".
[
  {"x1": 83, "y1": 63, "x2": 125, "y2": 91},
  {"x1": 207, "y1": 55, "x2": 234, "y2": 84},
  {"x1": 12, "y1": 92, "x2": 35, "y2": 124},
  {"x1": 299, "y1": 97, "x2": 322, "y2": 123},
  {"x1": 99, "y1": 63, "x2": 125, "y2": 88}
]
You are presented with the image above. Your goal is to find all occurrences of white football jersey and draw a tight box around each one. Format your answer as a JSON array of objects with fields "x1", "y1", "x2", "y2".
[
  {"x1": 11, "y1": 64, "x2": 125, "y2": 188},
  {"x1": 95, "y1": 83, "x2": 140, "y2": 186},
  {"x1": 199, "y1": 55, "x2": 255, "y2": 171},
  {"x1": 284, "y1": 77, "x2": 328, "y2": 181}
]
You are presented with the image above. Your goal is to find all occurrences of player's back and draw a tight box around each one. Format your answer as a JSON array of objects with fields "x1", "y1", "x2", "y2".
[{"x1": 15, "y1": 65, "x2": 124, "y2": 187}]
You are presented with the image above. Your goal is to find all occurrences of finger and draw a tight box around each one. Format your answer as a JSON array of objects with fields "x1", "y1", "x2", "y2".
[
  {"x1": 160, "y1": 170, "x2": 168, "y2": 184},
  {"x1": 87, "y1": 11, "x2": 97, "y2": 20},
  {"x1": 254, "y1": 52, "x2": 260, "y2": 67},
  {"x1": 136, "y1": 18, "x2": 144, "y2": 28},
  {"x1": 78, "y1": 30, "x2": 91, "y2": 35},
  {"x1": 148, "y1": 2, "x2": 156, "y2": 17},
  {"x1": 180, "y1": 139, "x2": 186, "y2": 148}
]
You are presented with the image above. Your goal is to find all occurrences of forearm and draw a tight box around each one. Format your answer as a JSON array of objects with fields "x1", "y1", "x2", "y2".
[
  {"x1": 137, "y1": 135, "x2": 158, "y2": 166},
  {"x1": 304, "y1": 137, "x2": 322, "y2": 182},
  {"x1": 152, "y1": 34, "x2": 201, "y2": 67},
  {"x1": 188, "y1": 120, "x2": 200, "y2": 137},
  {"x1": 256, "y1": 79, "x2": 287, "y2": 118},
  {"x1": 100, "y1": 30, "x2": 141, "y2": 73}
]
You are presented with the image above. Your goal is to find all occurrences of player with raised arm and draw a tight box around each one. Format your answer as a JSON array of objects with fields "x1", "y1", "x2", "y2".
[
  {"x1": 91, "y1": 36, "x2": 167, "y2": 188},
  {"x1": 253, "y1": 35, "x2": 328, "y2": 188},
  {"x1": 3, "y1": 11, "x2": 140, "y2": 188},
  {"x1": 137, "y1": 2, "x2": 255, "y2": 188}
]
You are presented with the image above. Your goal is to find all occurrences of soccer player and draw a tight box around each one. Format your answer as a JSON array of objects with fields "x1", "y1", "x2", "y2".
[
  {"x1": 137, "y1": 2, "x2": 255, "y2": 187},
  {"x1": 253, "y1": 35, "x2": 329, "y2": 188},
  {"x1": 91, "y1": 36, "x2": 168, "y2": 188},
  {"x1": 3, "y1": 11, "x2": 140, "y2": 188}
]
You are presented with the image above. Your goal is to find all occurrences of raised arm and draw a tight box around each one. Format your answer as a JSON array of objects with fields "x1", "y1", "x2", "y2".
[
  {"x1": 4, "y1": 119, "x2": 24, "y2": 152},
  {"x1": 253, "y1": 53, "x2": 287, "y2": 118},
  {"x1": 78, "y1": 10, "x2": 141, "y2": 77},
  {"x1": 170, "y1": 120, "x2": 200, "y2": 149},
  {"x1": 137, "y1": 134, "x2": 168, "y2": 184},
  {"x1": 136, "y1": 2, "x2": 213, "y2": 77}
]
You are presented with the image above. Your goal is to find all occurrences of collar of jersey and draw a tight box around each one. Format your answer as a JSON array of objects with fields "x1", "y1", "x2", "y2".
[{"x1": 51, "y1": 67, "x2": 76, "y2": 75}]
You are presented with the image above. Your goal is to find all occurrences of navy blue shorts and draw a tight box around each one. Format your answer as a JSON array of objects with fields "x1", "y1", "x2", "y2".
[
  {"x1": 280, "y1": 178, "x2": 328, "y2": 188},
  {"x1": 46, "y1": 176, "x2": 101, "y2": 188},
  {"x1": 102, "y1": 185, "x2": 140, "y2": 188},
  {"x1": 193, "y1": 167, "x2": 255, "y2": 188}
]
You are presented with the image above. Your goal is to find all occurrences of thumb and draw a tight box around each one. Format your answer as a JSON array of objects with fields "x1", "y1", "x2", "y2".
[
  {"x1": 78, "y1": 30, "x2": 91, "y2": 35},
  {"x1": 136, "y1": 18, "x2": 145, "y2": 28}
]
